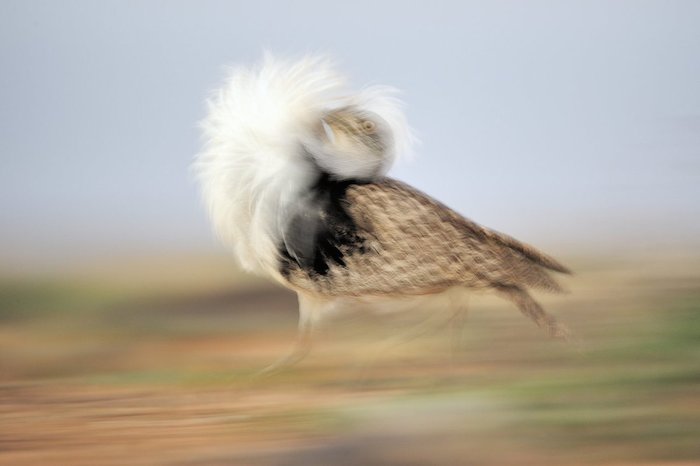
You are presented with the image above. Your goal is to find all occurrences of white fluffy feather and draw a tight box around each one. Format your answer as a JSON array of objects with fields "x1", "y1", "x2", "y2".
[{"x1": 194, "y1": 54, "x2": 413, "y2": 278}]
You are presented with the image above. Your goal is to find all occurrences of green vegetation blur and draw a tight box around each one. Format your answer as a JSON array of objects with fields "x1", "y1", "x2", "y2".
[{"x1": 1, "y1": 253, "x2": 698, "y2": 465}]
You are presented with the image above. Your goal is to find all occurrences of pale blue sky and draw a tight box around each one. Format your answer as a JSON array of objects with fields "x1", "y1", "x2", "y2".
[{"x1": 1, "y1": 0, "x2": 698, "y2": 267}]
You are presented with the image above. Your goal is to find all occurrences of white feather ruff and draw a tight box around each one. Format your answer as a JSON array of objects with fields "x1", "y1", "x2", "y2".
[{"x1": 194, "y1": 54, "x2": 414, "y2": 278}]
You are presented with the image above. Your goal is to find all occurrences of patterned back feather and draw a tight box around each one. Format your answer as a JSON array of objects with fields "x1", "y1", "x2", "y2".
[{"x1": 280, "y1": 178, "x2": 571, "y2": 338}]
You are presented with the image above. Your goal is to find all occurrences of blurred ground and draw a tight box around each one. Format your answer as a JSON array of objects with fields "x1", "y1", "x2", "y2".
[{"x1": 1, "y1": 252, "x2": 699, "y2": 465}]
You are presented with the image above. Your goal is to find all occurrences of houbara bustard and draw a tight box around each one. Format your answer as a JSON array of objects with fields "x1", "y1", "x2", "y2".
[{"x1": 194, "y1": 55, "x2": 570, "y2": 371}]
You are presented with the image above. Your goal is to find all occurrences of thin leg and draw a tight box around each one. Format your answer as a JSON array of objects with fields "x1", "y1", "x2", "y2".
[
  {"x1": 449, "y1": 298, "x2": 469, "y2": 362},
  {"x1": 383, "y1": 310, "x2": 451, "y2": 348},
  {"x1": 257, "y1": 293, "x2": 323, "y2": 375},
  {"x1": 353, "y1": 306, "x2": 452, "y2": 384},
  {"x1": 495, "y1": 285, "x2": 571, "y2": 340}
]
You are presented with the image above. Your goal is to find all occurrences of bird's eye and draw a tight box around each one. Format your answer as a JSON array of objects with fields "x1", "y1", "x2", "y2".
[{"x1": 361, "y1": 120, "x2": 376, "y2": 133}]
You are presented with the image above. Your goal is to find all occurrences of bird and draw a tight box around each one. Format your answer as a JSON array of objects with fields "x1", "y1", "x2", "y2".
[{"x1": 194, "y1": 54, "x2": 571, "y2": 370}]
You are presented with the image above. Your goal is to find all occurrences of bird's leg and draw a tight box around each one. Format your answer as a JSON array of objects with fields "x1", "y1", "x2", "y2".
[
  {"x1": 257, "y1": 293, "x2": 322, "y2": 375},
  {"x1": 495, "y1": 285, "x2": 572, "y2": 341},
  {"x1": 353, "y1": 306, "x2": 450, "y2": 385},
  {"x1": 257, "y1": 327, "x2": 312, "y2": 376},
  {"x1": 389, "y1": 310, "x2": 452, "y2": 347},
  {"x1": 449, "y1": 297, "x2": 469, "y2": 362}
]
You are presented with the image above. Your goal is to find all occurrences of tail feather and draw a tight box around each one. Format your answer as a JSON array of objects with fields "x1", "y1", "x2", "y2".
[
  {"x1": 495, "y1": 285, "x2": 571, "y2": 340},
  {"x1": 461, "y1": 218, "x2": 572, "y2": 274}
]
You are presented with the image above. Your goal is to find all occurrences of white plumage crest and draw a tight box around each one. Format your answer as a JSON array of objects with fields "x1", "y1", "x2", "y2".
[{"x1": 193, "y1": 54, "x2": 414, "y2": 276}]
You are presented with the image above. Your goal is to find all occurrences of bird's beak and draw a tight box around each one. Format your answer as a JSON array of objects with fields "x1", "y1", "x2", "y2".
[{"x1": 320, "y1": 119, "x2": 335, "y2": 144}]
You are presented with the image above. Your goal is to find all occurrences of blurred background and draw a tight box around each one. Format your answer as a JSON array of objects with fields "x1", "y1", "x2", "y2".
[{"x1": 1, "y1": 1, "x2": 698, "y2": 465}]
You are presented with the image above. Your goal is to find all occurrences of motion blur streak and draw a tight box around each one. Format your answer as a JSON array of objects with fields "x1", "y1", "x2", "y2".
[{"x1": 1, "y1": 1, "x2": 699, "y2": 465}]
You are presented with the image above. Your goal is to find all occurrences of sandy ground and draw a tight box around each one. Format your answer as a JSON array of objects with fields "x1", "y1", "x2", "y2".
[{"x1": 1, "y1": 253, "x2": 699, "y2": 465}]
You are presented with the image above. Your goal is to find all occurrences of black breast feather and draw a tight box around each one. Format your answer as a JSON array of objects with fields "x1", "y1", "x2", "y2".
[{"x1": 280, "y1": 174, "x2": 367, "y2": 277}]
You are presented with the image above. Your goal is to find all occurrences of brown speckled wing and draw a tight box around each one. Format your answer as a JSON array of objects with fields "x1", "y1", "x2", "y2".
[{"x1": 283, "y1": 178, "x2": 569, "y2": 298}]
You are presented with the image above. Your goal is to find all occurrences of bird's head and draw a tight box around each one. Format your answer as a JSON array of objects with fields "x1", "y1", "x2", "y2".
[
  {"x1": 195, "y1": 55, "x2": 415, "y2": 273},
  {"x1": 304, "y1": 106, "x2": 394, "y2": 181}
]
